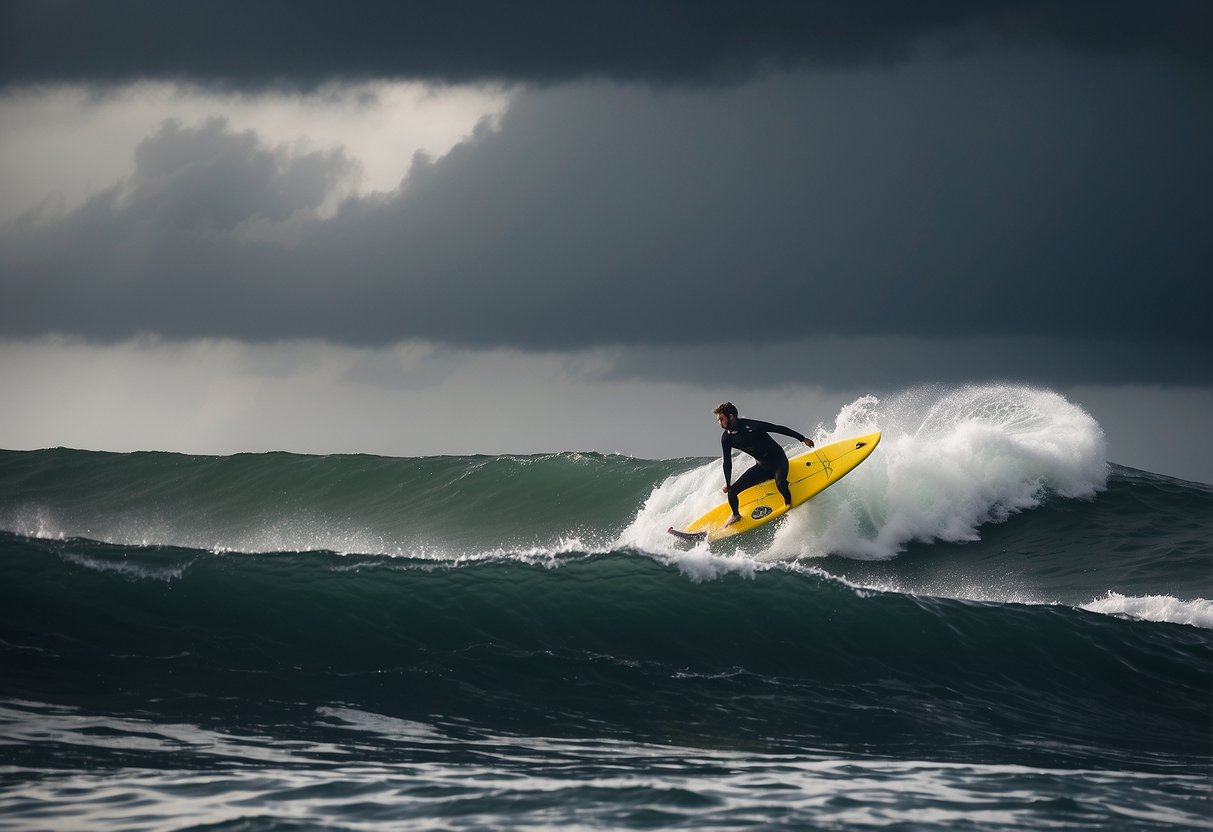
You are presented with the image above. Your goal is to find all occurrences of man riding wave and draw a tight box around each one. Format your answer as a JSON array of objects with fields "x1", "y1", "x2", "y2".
[{"x1": 713, "y1": 401, "x2": 814, "y2": 527}]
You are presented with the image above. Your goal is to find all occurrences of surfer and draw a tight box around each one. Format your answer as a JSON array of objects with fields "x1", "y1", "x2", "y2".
[{"x1": 714, "y1": 402, "x2": 814, "y2": 527}]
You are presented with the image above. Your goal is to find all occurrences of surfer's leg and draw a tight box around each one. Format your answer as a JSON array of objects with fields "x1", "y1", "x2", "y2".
[
  {"x1": 728, "y1": 464, "x2": 773, "y2": 514},
  {"x1": 773, "y1": 457, "x2": 792, "y2": 506}
]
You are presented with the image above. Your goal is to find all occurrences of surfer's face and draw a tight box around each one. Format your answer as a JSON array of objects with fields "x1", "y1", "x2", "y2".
[{"x1": 716, "y1": 412, "x2": 736, "y2": 430}]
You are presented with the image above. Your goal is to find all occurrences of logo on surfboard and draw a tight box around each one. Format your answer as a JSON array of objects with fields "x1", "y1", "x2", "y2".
[{"x1": 751, "y1": 505, "x2": 773, "y2": 520}]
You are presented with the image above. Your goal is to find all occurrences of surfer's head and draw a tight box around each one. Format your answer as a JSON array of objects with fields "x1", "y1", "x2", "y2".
[{"x1": 714, "y1": 401, "x2": 738, "y2": 429}]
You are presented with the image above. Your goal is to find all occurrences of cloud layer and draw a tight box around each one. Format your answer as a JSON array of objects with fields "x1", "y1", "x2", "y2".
[
  {"x1": 3, "y1": 0, "x2": 1209, "y2": 89},
  {"x1": 3, "y1": 55, "x2": 1210, "y2": 379}
]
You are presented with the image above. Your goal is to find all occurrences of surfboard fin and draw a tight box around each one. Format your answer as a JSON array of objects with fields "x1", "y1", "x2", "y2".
[{"x1": 667, "y1": 527, "x2": 708, "y2": 543}]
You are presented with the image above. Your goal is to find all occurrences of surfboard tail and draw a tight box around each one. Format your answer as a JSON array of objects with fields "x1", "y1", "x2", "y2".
[{"x1": 667, "y1": 527, "x2": 708, "y2": 543}]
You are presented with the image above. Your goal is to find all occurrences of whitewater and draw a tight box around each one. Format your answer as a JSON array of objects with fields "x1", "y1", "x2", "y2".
[{"x1": 1, "y1": 384, "x2": 1209, "y2": 830}]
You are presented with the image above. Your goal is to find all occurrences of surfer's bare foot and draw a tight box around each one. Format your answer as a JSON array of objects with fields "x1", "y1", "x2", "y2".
[{"x1": 723, "y1": 513, "x2": 742, "y2": 527}]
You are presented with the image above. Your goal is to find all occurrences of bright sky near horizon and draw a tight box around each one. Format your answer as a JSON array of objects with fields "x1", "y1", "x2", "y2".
[{"x1": 1, "y1": 1, "x2": 1210, "y2": 482}]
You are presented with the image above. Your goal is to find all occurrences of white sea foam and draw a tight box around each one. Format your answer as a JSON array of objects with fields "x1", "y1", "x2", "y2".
[
  {"x1": 625, "y1": 384, "x2": 1108, "y2": 561},
  {"x1": 1081, "y1": 592, "x2": 1213, "y2": 630},
  {"x1": 659, "y1": 548, "x2": 761, "y2": 583},
  {"x1": 59, "y1": 551, "x2": 188, "y2": 582}
]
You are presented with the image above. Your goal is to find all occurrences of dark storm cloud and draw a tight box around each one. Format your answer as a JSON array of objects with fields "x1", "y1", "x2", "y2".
[
  {"x1": 4, "y1": 117, "x2": 360, "y2": 339},
  {"x1": 118, "y1": 119, "x2": 358, "y2": 230},
  {"x1": 2, "y1": 51, "x2": 1210, "y2": 390},
  {"x1": 1, "y1": 0, "x2": 1209, "y2": 89}
]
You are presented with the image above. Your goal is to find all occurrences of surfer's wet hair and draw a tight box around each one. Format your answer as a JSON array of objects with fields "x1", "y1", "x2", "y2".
[{"x1": 713, "y1": 402, "x2": 738, "y2": 418}]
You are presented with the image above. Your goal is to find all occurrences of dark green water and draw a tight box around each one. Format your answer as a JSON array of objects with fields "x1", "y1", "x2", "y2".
[{"x1": 1, "y1": 392, "x2": 1210, "y2": 829}]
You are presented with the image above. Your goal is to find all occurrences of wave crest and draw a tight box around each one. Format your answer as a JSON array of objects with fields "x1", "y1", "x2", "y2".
[{"x1": 1083, "y1": 592, "x2": 1213, "y2": 629}]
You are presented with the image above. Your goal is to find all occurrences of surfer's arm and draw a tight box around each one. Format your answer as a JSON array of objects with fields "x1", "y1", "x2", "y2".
[
  {"x1": 749, "y1": 419, "x2": 813, "y2": 446},
  {"x1": 721, "y1": 434, "x2": 733, "y2": 487}
]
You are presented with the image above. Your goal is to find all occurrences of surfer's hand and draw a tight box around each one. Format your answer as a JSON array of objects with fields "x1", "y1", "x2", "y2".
[
  {"x1": 803, "y1": 438, "x2": 815, "y2": 448},
  {"x1": 722, "y1": 484, "x2": 729, "y2": 493}
]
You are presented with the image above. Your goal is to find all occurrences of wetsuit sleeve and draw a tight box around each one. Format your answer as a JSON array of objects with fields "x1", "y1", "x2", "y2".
[
  {"x1": 721, "y1": 433, "x2": 733, "y2": 485},
  {"x1": 746, "y1": 419, "x2": 807, "y2": 442}
]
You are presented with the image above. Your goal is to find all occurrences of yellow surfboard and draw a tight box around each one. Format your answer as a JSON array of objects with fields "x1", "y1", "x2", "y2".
[{"x1": 669, "y1": 432, "x2": 881, "y2": 543}]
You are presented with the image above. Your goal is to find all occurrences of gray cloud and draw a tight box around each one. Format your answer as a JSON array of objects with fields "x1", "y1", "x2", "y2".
[
  {"x1": 121, "y1": 118, "x2": 359, "y2": 230},
  {"x1": 2, "y1": 52, "x2": 1210, "y2": 385},
  {"x1": 1, "y1": 1, "x2": 1209, "y2": 90},
  {"x1": 4, "y1": 117, "x2": 359, "y2": 336}
]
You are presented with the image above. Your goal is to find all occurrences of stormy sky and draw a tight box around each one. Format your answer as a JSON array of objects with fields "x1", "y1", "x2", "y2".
[{"x1": 1, "y1": 1, "x2": 1210, "y2": 481}]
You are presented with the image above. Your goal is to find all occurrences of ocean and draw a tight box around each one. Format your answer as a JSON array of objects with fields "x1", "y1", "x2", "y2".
[{"x1": 1, "y1": 385, "x2": 1209, "y2": 830}]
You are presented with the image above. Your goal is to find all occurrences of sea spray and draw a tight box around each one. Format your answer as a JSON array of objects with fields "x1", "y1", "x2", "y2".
[{"x1": 772, "y1": 384, "x2": 1107, "y2": 559}]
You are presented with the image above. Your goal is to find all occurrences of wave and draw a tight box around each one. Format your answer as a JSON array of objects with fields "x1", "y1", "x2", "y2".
[
  {"x1": 0, "y1": 447, "x2": 664, "y2": 557},
  {"x1": 3, "y1": 385, "x2": 1108, "y2": 560},
  {"x1": 1, "y1": 536, "x2": 1209, "y2": 770},
  {"x1": 1, "y1": 383, "x2": 1207, "y2": 623}
]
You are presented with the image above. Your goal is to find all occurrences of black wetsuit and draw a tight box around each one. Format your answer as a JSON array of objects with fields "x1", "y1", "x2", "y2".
[{"x1": 722, "y1": 418, "x2": 807, "y2": 515}]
